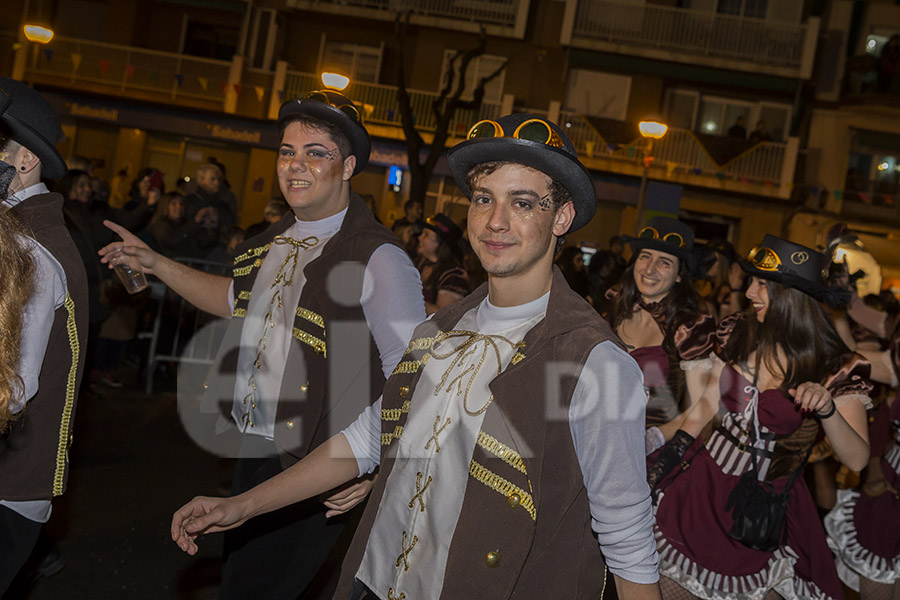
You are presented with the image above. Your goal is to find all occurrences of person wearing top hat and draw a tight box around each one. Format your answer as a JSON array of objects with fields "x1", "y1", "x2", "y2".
[
  {"x1": 0, "y1": 77, "x2": 89, "y2": 591},
  {"x1": 416, "y1": 212, "x2": 468, "y2": 314},
  {"x1": 605, "y1": 217, "x2": 716, "y2": 457},
  {"x1": 171, "y1": 113, "x2": 661, "y2": 599},
  {"x1": 649, "y1": 234, "x2": 873, "y2": 599},
  {"x1": 102, "y1": 90, "x2": 425, "y2": 598}
]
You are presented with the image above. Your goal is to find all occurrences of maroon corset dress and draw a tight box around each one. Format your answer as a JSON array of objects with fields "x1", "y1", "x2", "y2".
[
  {"x1": 653, "y1": 366, "x2": 843, "y2": 600},
  {"x1": 826, "y1": 395, "x2": 900, "y2": 590},
  {"x1": 630, "y1": 345, "x2": 674, "y2": 426}
]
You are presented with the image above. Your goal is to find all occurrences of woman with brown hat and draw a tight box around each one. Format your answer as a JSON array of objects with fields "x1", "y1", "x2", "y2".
[
  {"x1": 607, "y1": 216, "x2": 716, "y2": 450},
  {"x1": 651, "y1": 235, "x2": 873, "y2": 600},
  {"x1": 417, "y1": 213, "x2": 468, "y2": 314}
]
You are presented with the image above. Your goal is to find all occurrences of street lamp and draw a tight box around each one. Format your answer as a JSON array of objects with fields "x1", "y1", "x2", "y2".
[
  {"x1": 633, "y1": 118, "x2": 669, "y2": 235},
  {"x1": 321, "y1": 72, "x2": 350, "y2": 91},
  {"x1": 23, "y1": 24, "x2": 54, "y2": 44}
]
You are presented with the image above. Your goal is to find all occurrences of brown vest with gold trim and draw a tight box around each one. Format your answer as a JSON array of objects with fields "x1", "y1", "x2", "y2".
[
  {"x1": 336, "y1": 268, "x2": 625, "y2": 599},
  {"x1": 206, "y1": 192, "x2": 402, "y2": 466},
  {"x1": 0, "y1": 193, "x2": 89, "y2": 500}
]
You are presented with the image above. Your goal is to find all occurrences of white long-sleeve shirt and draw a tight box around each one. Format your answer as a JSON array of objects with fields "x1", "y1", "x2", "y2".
[
  {"x1": 1, "y1": 183, "x2": 68, "y2": 523},
  {"x1": 227, "y1": 208, "x2": 425, "y2": 438},
  {"x1": 342, "y1": 293, "x2": 659, "y2": 589}
]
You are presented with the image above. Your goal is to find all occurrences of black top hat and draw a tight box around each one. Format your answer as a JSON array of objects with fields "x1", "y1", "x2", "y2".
[
  {"x1": 0, "y1": 77, "x2": 66, "y2": 179},
  {"x1": 447, "y1": 113, "x2": 596, "y2": 233},
  {"x1": 625, "y1": 216, "x2": 697, "y2": 273},
  {"x1": 740, "y1": 234, "x2": 850, "y2": 307},
  {"x1": 423, "y1": 213, "x2": 462, "y2": 243},
  {"x1": 277, "y1": 90, "x2": 370, "y2": 175}
]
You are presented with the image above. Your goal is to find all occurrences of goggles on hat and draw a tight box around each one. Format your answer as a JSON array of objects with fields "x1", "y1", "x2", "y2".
[
  {"x1": 747, "y1": 246, "x2": 781, "y2": 272},
  {"x1": 466, "y1": 118, "x2": 564, "y2": 149},
  {"x1": 637, "y1": 226, "x2": 685, "y2": 248},
  {"x1": 426, "y1": 215, "x2": 452, "y2": 236},
  {"x1": 303, "y1": 90, "x2": 362, "y2": 124}
]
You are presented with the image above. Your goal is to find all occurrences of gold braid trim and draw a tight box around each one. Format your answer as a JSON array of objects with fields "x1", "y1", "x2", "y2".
[
  {"x1": 381, "y1": 400, "x2": 411, "y2": 422},
  {"x1": 233, "y1": 262, "x2": 261, "y2": 277},
  {"x1": 381, "y1": 425, "x2": 404, "y2": 446},
  {"x1": 291, "y1": 328, "x2": 326, "y2": 357},
  {"x1": 510, "y1": 352, "x2": 526, "y2": 365},
  {"x1": 391, "y1": 353, "x2": 431, "y2": 375},
  {"x1": 404, "y1": 334, "x2": 446, "y2": 354},
  {"x1": 476, "y1": 431, "x2": 528, "y2": 474},
  {"x1": 237, "y1": 290, "x2": 252, "y2": 301},
  {"x1": 54, "y1": 294, "x2": 80, "y2": 497},
  {"x1": 469, "y1": 459, "x2": 536, "y2": 520},
  {"x1": 233, "y1": 308, "x2": 247, "y2": 318},
  {"x1": 234, "y1": 243, "x2": 271, "y2": 264},
  {"x1": 295, "y1": 307, "x2": 325, "y2": 329}
]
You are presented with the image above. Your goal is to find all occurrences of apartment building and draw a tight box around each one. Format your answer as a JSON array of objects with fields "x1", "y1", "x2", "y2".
[{"x1": 8, "y1": 0, "x2": 897, "y2": 284}]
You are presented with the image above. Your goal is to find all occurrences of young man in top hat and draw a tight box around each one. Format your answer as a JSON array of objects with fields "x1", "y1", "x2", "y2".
[
  {"x1": 0, "y1": 78, "x2": 89, "y2": 591},
  {"x1": 171, "y1": 113, "x2": 661, "y2": 599},
  {"x1": 103, "y1": 90, "x2": 425, "y2": 598}
]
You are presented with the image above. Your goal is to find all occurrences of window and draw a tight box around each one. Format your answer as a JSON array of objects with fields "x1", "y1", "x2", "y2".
[
  {"x1": 246, "y1": 7, "x2": 280, "y2": 71},
  {"x1": 182, "y1": 19, "x2": 239, "y2": 61},
  {"x1": 439, "y1": 50, "x2": 506, "y2": 103},
  {"x1": 664, "y1": 90, "x2": 699, "y2": 130},
  {"x1": 667, "y1": 90, "x2": 790, "y2": 140},
  {"x1": 320, "y1": 42, "x2": 383, "y2": 84},
  {"x1": 697, "y1": 97, "x2": 753, "y2": 136}
]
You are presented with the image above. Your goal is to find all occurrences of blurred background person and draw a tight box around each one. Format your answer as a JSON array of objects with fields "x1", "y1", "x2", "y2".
[
  {"x1": 244, "y1": 198, "x2": 289, "y2": 240},
  {"x1": 417, "y1": 213, "x2": 468, "y2": 315},
  {"x1": 184, "y1": 163, "x2": 237, "y2": 233},
  {"x1": 146, "y1": 191, "x2": 217, "y2": 260}
]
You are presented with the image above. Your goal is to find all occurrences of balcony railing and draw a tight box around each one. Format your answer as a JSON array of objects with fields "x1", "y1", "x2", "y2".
[
  {"x1": 289, "y1": 0, "x2": 521, "y2": 28},
  {"x1": 572, "y1": 0, "x2": 807, "y2": 70},
  {"x1": 24, "y1": 35, "x2": 231, "y2": 103},
  {"x1": 283, "y1": 70, "x2": 503, "y2": 137},
  {"x1": 560, "y1": 110, "x2": 787, "y2": 186}
]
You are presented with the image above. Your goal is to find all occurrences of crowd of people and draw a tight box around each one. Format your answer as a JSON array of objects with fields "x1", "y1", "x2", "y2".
[{"x1": 0, "y1": 75, "x2": 898, "y2": 600}]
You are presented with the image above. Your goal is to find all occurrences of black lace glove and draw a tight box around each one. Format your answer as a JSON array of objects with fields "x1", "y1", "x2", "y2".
[{"x1": 646, "y1": 430, "x2": 695, "y2": 489}]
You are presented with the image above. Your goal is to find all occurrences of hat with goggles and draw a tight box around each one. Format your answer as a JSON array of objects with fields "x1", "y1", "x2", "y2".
[
  {"x1": 447, "y1": 113, "x2": 596, "y2": 232},
  {"x1": 277, "y1": 90, "x2": 370, "y2": 175},
  {"x1": 0, "y1": 77, "x2": 67, "y2": 179},
  {"x1": 740, "y1": 234, "x2": 850, "y2": 307},
  {"x1": 626, "y1": 216, "x2": 697, "y2": 273}
]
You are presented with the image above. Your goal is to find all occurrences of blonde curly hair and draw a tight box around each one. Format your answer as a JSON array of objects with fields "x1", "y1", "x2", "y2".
[{"x1": 0, "y1": 207, "x2": 35, "y2": 432}]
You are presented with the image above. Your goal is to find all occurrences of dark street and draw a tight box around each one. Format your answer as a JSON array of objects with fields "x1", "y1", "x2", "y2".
[{"x1": 5, "y1": 371, "x2": 224, "y2": 600}]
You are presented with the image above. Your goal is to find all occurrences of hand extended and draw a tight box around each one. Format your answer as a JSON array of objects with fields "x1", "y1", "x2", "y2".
[
  {"x1": 99, "y1": 220, "x2": 160, "y2": 274},
  {"x1": 170, "y1": 495, "x2": 250, "y2": 555},
  {"x1": 789, "y1": 382, "x2": 834, "y2": 416},
  {"x1": 321, "y1": 475, "x2": 377, "y2": 518}
]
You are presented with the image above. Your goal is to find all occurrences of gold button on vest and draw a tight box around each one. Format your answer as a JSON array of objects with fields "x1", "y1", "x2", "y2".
[
  {"x1": 399, "y1": 386, "x2": 410, "y2": 398},
  {"x1": 285, "y1": 420, "x2": 295, "y2": 430},
  {"x1": 485, "y1": 551, "x2": 500, "y2": 568},
  {"x1": 300, "y1": 384, "x2": 309, "y2": 394},
  {"x1": 507, "y1": 493, "x2": 521, "y2": 508}
]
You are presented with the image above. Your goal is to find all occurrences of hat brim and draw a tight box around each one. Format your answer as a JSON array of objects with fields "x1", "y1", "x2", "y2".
[
  {"x1": 447, "y1": 137, "x2": 596, "y2": 233},
  {"x1": 739, "y1": 259, "x2": 851, "y2": 307},
  {"x1": 626, "y1": 237, "x2": 697, "y2": 273},
  {"x1": 1, "y1": 113, "x2": 66, "y2": 179},
  {"x1": 278, "y1": 101, "x2": 370, "y2": 175}
]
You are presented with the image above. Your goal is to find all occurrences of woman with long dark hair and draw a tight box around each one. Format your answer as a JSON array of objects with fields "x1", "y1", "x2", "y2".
[
  {"x1": 417, "y1": 213, "x2": 468, "y2": 315},
  {"x1": 607, "y1": 217, "x2": 715, "y2": 447},
  {"x1": 651, "y1": 235, "x2": 872, "y2": 600}
]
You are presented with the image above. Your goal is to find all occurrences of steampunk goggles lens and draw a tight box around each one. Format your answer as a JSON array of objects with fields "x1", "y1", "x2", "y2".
[
  {"x1": 747, "y1": 246, "x2": 781, "y2": 271},
  {"x1": 637, "y1": 226, "x2": 685, "y2": 248},
  {"x1": 466, "y1": 118, "x2": 564, "y2": 149}
]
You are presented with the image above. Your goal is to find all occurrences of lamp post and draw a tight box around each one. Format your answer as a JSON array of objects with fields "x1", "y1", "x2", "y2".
[{"x1": 633, "y1": 119, "x2": 668, "y2": 235}]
